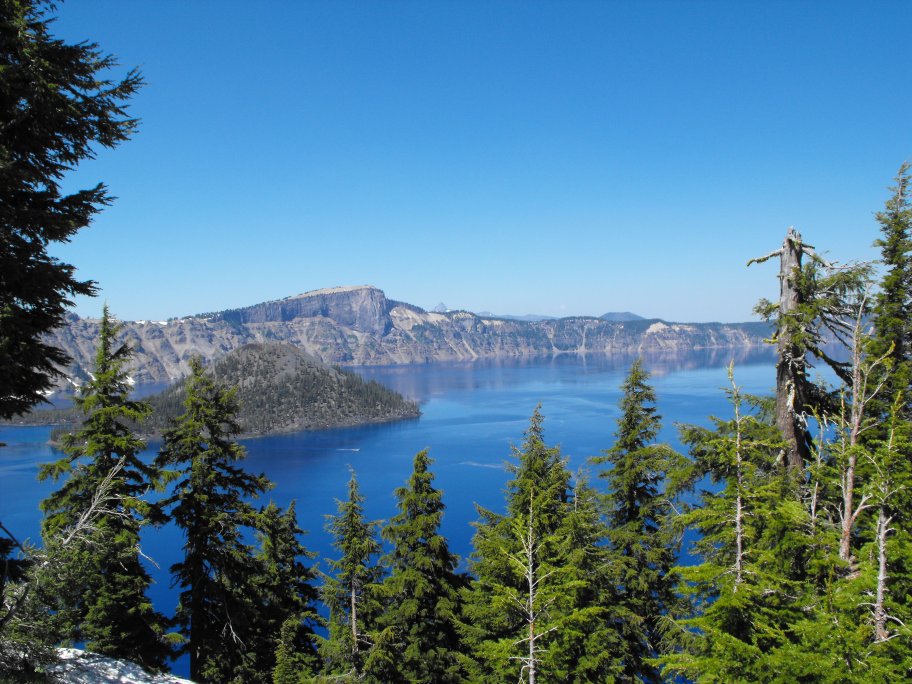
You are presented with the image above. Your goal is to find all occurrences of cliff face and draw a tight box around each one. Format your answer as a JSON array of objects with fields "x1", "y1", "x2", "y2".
[{"x1": 46, "y1": 286, "x2": 771, "y2": 387}]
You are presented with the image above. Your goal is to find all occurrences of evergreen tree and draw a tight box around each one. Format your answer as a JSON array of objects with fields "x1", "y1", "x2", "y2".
[
  {"x1": 659, "y1": 365, "x2": 826, "y2": 681},
  {"x1": 250, "y1": 501, "x2": 320, "y2": 682},
  {"x1": 37, "y1": 306, "x2": 169, "y2": 669},
  {"x1": 548, "y1": 472, "x2": 625, "y2": 682},
  {"x1": 320, "y1": 469, "x2": 385, "y2": 681},
  {"x1": 592, "y1": 359, "x2": 684, "y2": 682},
  {"x1": 377, "y1": 449, "x2": 467, "y2": 683},
  {"x1": 462, "y1": 407, "x2": 600, "y2": 682},
  {"x1": 0, "y1": 0, "x2": 142, "y2": 418},
  {"x1": 155, "y1": 357, "x2": 272, "y2": 683},
  {"x1": 869, "y1": 162, "x2": 912, "y2": 422}
]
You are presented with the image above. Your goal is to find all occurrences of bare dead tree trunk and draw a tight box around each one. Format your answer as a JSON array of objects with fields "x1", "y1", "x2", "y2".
[
  {"x1": 776, "y1": 229, "x2": 809, "y2": 469},
  {"x1": 350, "y1": 580, "x2": 359, "y2": 662},
  {"x1": 728, "y1": 363, "x2": 745, "y2": 590},
  {"x1": 873, "y1": 506, "x2": 893, "y2": 642},
  {"x1": 508, "y1": 490, "x2": 556, "y2": 684},
  {"x1": 867, "y1": 408, "x2": 900, "y2": 643},
  {"x1": 837, "y1": 290, "x2": 889, "y2": 563},
  {"x1": 749, "y1": 228, "x2": 814, "y2": 470}
]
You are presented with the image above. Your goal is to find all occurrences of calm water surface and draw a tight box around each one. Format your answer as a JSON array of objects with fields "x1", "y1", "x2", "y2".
[{"x1": 0, "y1": 347, "x2": 775, "y2": 675}]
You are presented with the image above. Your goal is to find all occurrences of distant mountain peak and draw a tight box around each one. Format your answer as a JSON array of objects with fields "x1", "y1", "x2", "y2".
[{"x1": 599, "y1": 311, "x2": 645, "y2": 322}]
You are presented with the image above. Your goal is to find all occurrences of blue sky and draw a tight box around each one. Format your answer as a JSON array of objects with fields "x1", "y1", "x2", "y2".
[{"x1": 49, "y1": 1, "x2": 910, "y2": 322}]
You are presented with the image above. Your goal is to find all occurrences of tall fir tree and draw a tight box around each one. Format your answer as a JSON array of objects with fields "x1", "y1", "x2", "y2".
[
  {"x1": 155, "y1": 357, "x2": 272, "y2": 683},
  {"x1": 319, "y1": 469, "x2": 385, "y2": 682},
  {"x1": 869, "y1": 162, "x2": 912, "y2": 422},
  {"x1": 37, "y1": 305, "x2": 169, "y2": 669},
  {"x1": 659, "y1": 365, "x2": 831, "y2": 681},
  {"x1": 0, "y1": 0, "x2": 142, "y2": 418},
  {"x1": 548, "y1": 472, "x2": 626, "y2": 682},
  {"x1": 462, "y1": 407, "x2": 605, "y2": 682},
  {"x1": 250, "y1": 501, "x2": 321, "y2": 682},
  {"x1": 377, "y1": 449, "x2": 467, "y2": 683},
  {"x1": 592, "y1": 358, "x2": 684, "y2": 682}
]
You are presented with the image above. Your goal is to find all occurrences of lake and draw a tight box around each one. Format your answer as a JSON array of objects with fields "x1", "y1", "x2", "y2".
[{"x1": 0, "y1": 346, "x2": 776, "y2": 675}]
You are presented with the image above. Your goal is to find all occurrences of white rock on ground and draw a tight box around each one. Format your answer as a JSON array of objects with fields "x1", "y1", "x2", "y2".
[{"x1": 47, "y1": 649, "x2": 193, "y2": 684}]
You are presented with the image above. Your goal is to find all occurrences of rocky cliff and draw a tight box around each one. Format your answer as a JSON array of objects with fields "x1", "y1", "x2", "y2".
[{"x1": 46, "y1": 286, "x2": 771, "y2": 389}]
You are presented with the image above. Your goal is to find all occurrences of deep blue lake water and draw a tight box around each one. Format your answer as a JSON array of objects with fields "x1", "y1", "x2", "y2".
[{"x1": 0, "y1": 347, "x2": 776, "y2": 676}]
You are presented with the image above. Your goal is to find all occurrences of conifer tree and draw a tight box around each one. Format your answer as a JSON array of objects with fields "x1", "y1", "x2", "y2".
[
  {"x1": 659, "y1": 366, "x2": 823, "y2": 681},
  {"x1": 869, "y1": 162, "x2": 912, "y2": 421},
  {"x1": 377, "y1": 449, "x2": 467, "y2": 683},
  {"x1": 155, "y1": 357, "x2": 272, "y2": 683},
  {"x1": 37, "y1": 306, "x2": 169, "y2": 669},
  {"x1": 592, "y1": 359, "x2": 684, "y2": 682},
  {"x1": 547, "y1": 473, "x2": 623, "y2": 682},
  {"x1": 462, "y1": 408, "x2": 601, "y2": 682},
  {"x1": 320, "y1": 469, "x2": 385, "y2": 681},
  {"x1": 249, "y1": 501, "x2": 320, "y2": 682},
  {"x1": 0, "y1": 0, "x2": 142, "y2": 418}
]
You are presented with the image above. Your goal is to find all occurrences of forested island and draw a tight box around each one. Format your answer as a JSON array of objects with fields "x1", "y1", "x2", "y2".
[{"x1": 8, "y1": 342, "x2": 420, "y2": 438}]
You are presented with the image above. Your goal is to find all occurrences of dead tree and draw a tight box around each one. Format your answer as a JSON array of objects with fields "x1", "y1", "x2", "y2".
[
  {"x1": 749, "y1": 228, "x2": 870, "y2": 470},
  {"x1": 748, "y1": 228, "x2": 819, "y2": 469}
]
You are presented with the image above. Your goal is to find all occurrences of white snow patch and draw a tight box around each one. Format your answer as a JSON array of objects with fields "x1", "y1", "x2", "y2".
[{"x1": 48, "y1": 649, "x2": 194, "y2": 684}]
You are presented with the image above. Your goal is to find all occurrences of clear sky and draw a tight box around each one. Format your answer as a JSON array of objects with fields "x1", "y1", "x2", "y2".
[{"x1": 47, "y1": 0, "x2": 910, "y2": 323}]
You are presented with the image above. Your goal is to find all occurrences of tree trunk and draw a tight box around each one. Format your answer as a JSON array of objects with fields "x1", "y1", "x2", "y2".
[
  {"x1": 775, "y1": 229, "x2": 811, "y2": 470},
  {"x1": 874, "y1": 507, "x2": 892, "y2": 641}
]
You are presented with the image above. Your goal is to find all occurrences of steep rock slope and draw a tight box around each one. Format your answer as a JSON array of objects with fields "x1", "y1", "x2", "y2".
[{"x1": 46, "y1": 286, "x2": 771, "y2": 387}]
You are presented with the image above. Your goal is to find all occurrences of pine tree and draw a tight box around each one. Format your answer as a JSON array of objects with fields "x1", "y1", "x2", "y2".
[
  {"x1": 462, "y1": 407, "x2": 600, "y2": 682},
  {"x1": 155, "y1": 357, "x2": 272, "y2": 683},
  {"x1": 320, "y1": 469, "x2": 385, "y2": 681},
  {"x1": 592, "y1": 359, "x2": 684, "y2": 682},
  {"x1": 377, "y1": 449, "x2": 467, "y2": 683},
  {"x1": 249, "y1": 501, "x2": 320, "y2": 682},
  {"x1": 0, "y1": 0, "x2": 142, "y2": 418},
  {"x1": 659, "y1": 365, "x2": 822, "y2": 681},
  {"x1": 547, "y1": 472, "x2": 624, "y2": 682},
  {"x1": 37, "y1": 306, "x2": 169, "y2": 669},
  {"x1": 869, "y1": 162, "x2": 912, "y2": 422}
]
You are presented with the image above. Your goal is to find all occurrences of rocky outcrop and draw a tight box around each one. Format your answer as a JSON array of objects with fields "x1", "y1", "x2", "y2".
[{"x1": 45, "y1": 286, "x2": 772, "y2": 389}]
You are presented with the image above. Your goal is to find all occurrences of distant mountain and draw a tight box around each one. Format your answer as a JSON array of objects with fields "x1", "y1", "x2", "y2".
[
  {"x1": 600, "y1": 312, "x2": 645, "y2": 322},
  {"x1": 476, "y1": 312, "x2": 557, "y2": 322},
  {"x1": 44, "y1": 285, "x2": 772, "y2": 389}
]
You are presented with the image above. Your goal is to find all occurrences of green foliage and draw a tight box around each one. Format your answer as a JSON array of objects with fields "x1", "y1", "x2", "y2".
[
  {"x1": 250, "y1": 501, "x2": 320, "y2": 682},
  {"x1": 37, "y1": 306, "x2": 169, "y2": 669},
  {"x1": 144, "y1": 342, "x2": 419, "y2": 436},
  {"x1": 319, "y1": 469, "x2": 385, "y2": 681},
  {"x1": 868, "y1": 162, "x2": 912, "y2": 423},
  {"x1": 593, "y1": 358, "x2": 686, "y2": 682},
  {"x1": 155, "y1": 357, "x2": 272, "y2": 683},
  {"x1": 462, "y1": 407, "x2": 611, "y2": 682},
  {"x1": 0, "y1": 0, "x2": 142, "y2": 418},
  {"x1": 377, "y1": 450, "x2": 468, "y2": 683}
]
